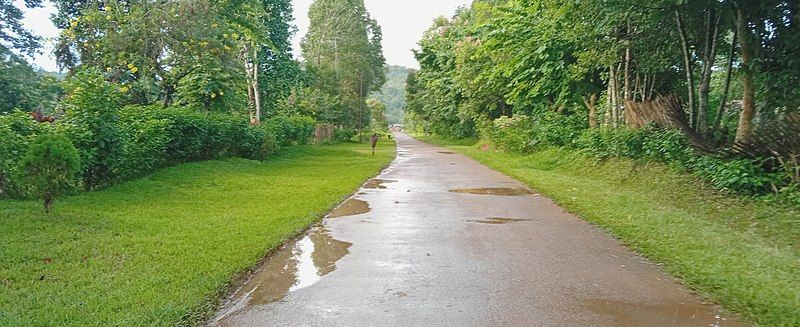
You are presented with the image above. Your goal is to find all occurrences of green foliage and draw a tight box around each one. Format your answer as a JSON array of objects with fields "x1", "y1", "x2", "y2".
[
  {"x1": 371, "y1": 65, "x2": 409, "y2": 124},
  {"x1": 16, "y1": 135, "x2": 80, "y2": 212},
  {"x1": 61, "y1": 69, "x2": 124, "y2": 188},
  {"x1": 0, "y1": 50, "x2": 63, "y2": 114},
  {"x1": 483, "y1": 115, "x2": 535, "y2": 153},
  {"x1": 301, "y1": 0, "x2": 386, "y2": 128},
  {"x1": 257, "y1": 132, "x2": 279, "y2": 162},
  {"x1": 334, "y1": 129, "x2": 356, "y2": 142},
  {"x1": 0, "y1": 112, "x2": 50, "y2": 198},
  {"x1": 690, "y1": 156, "x2": 784, "y2": 195}
]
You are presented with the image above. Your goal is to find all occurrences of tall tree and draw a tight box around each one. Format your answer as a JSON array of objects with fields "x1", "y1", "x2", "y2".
[{"x1": 301, "y1": 0, "x2": 386, "y2": 129}]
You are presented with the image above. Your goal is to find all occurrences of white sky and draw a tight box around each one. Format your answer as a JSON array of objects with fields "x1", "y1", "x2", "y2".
[{"x1": 20, "y1": 0, "x2": 472, "y2": 72}]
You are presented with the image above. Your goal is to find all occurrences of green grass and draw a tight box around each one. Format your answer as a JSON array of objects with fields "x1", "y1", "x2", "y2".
[
  {"x1": 417, "y1": 134, "x2": 799, "y2": 327},
  {"x1": 0, "y1": 141, "x2": 395, "y2": 326}
]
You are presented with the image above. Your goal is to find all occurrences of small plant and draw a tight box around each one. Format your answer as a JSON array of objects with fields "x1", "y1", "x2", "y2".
[
  {"x1": 257, "y1": 133, "x2": 279, "y2": 163},
  {"x1": 17, "y1": 135, "x2": 81, "y2": 213}
]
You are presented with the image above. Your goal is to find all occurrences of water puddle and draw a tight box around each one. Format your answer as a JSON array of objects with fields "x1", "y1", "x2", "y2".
[
  {"x1": 212, "y1": 227, "x2": 351, "y2": 323},
  {"x1": 467, "y1": 217, "x2": 531, "y2": 225},
  {"x1": 327, "y1": 198, "x2": 370, "y2": 218},
  {"x1": 450, "y1": 187, "x2": 535, "y2": 196},
  {"x1": 363, "y1": 179, "x2": 397, "y2": 189},
  {"x1": 582, "y1": 298, "x2": 740, "y2": 327}
]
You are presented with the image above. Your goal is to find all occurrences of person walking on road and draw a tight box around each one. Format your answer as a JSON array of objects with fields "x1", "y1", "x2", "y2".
[{"x1": 370, "y1": 133, "x2": 379, "y2": 155}]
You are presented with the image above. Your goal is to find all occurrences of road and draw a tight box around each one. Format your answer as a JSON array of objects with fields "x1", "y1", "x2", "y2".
[{"x1": 210, "y1": 133, "x2": 743, "y2": 327}]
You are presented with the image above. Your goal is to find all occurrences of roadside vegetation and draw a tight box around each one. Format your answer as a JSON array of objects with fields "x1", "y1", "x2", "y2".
[
  {"x1": 420, "y1": 135, "x2": 799, "y2": 326},
  {"x1": 408, "y1": 0, "x2": 799, "y2": 325},
  {"x1": 0, "y1": 141, "x2": 395, "y2": 326}
]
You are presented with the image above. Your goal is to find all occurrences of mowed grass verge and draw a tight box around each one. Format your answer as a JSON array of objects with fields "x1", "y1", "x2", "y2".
[
  {"x1": 0, "y1": 141, "x2": 395, "y2": 326},
  {"x1": 417, "y1": 135, "x2": 799, "y2": 327}
]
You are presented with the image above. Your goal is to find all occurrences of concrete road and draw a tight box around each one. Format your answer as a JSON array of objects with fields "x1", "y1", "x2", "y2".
[{"x1": 210, "y1": 133, "x2": 744, "y2": 327}]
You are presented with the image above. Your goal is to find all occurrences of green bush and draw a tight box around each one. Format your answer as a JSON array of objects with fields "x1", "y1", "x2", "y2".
[
  {"x1": 61, "y1": 69, "x2": 124, "y2": 189},
  {"x1": 0, "y1": 112, "x2": 52, "y2": 198},
  {"x1": 334, "y1": 129, "x2": 356, "y2": 142},
  {"x1": 257, "y1": 133, "x2": 280, "y2": 163},
  {"x1": 689, "y1": 156, "x2": 783, "y2": 195},
  {"x1": 16, "y1": 135, "x2": 81, "y2": 213},
  {"x1": 483, "y1": 115, "x2": 535, "y2": 153}
]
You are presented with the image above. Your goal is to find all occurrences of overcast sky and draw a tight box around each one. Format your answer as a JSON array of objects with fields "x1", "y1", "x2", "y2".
[{"x1": 20, "y1": 0, "x2": 472, "y2": 72}]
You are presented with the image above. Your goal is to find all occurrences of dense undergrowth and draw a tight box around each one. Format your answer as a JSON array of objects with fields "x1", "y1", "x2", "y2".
[
  {"x1": 475, "y1": 114, "x2": 800, "y2": 205},
  {"x1": 0, "y1": 71, "x2": 316, "y2": 201},
  {"x1": 418, "y1": 134, "x2": 799, "y2": 326}
]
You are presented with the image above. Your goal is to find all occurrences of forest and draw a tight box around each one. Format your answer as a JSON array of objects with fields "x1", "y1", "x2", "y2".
[
  {"x1": 1, "y1": 0, "x2": 387, "y2": 203},
  {"x1": 406, "y1": 0, "x2": 800, "y2": 202}
]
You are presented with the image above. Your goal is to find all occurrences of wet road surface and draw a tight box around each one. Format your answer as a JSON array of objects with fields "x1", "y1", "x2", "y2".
[{"x1": 210, "y1": 133, "x2": 744, "y2": 327}]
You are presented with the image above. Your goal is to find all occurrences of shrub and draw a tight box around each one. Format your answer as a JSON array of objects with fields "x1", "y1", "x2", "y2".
[
  {"x1": 16, "y1": 135, "x2": 81, "y2": 213},
  {"x1": 0, "y1": 112, "x2": 53, "y2": 197},
  {"x1": 257, "y1": 133, "x2": 280, "y2": 163},
  {"x1": 689, "y1": 156, "x2": 783, "y2": 195},
  {"x1": 61, "y1": 69, "x2": 124, "y2": 189},
  {"x1": 334, "y1": 129, "x2": 356, "y2": 142},
  {"x1": 483, "y1": 115, "x2": 535, "y2": 153}
]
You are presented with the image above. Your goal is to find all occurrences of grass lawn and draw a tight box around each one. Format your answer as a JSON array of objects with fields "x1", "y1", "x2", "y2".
[
  {"x1": 417, "y1": 135, "x2": 799, "y2": 327},
  {"x1": 0, "y1": 141, "x2": 395, "y2": 326}
]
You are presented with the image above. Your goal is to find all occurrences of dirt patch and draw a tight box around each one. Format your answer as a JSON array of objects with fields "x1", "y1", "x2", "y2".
[
  {"x1": 438, "y1": 151, "x2": 456, "y2": 154},
  {"x1": 467, "y1": 218, "x2": 531, "y2": 225},
  {"x1": 450, "y1": 188, "x2": 535, "y2": 196},
  {"x1": 327, "y1": 198, "x2": 370, "y2": 218},
  {"x1": 363, "y1": 179, "x2": 397, "y2": 189}
]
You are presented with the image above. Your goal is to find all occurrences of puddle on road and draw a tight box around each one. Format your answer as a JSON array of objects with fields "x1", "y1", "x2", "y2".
[
  {"x1": 582, "y1": 298, "x2": 740, "y2": 327},
  {"x1": 467, "y1": 217, "x2": 531, "y2": 225},
  {"x1": 450, "y1": 188, "x2": 535, "y2": 196},
  {"x1": 212, "y1": 227, "x2": 351, "y2": 323},
  {"x1": 363, "y1": 179, "x2": 397, "y2": 189},
  {"x1": 327, "y1": 198, "x2": 370, "y2": 218}
]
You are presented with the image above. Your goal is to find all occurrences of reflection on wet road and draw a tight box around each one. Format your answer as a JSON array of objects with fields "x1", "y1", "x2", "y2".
[{"x1": 212, "y1": 227, "x2": 350, "y2": 325}]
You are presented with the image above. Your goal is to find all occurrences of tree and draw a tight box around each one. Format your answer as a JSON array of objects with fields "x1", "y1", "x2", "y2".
[
  {"x1": 301, "y1": 0, "x2": 386, "y2": 129},
  {"x1": 17, "y1": 134, "x2": 81, "y2": 213},
  {"x1": 0, "y1": 0, "x2": 43, "y2": 56},
  {"x1": 258, "y1": 0, "x2": 301, "y2": 118}
]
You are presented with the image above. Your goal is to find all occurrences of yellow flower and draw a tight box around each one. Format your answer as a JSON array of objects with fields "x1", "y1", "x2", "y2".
[
  {"x1": 231, "y1": 33, "x2": 238, "y2": 39},
  {"x1": 219, "y1": 91, "x2": 224, "y2": 96},
  {"x1": 104, "y1": 5, "x2": 111, "y2": 11},
  {"x1": 127, "y1": 63, "x2": 134, "y2": 69},
  {"x1": 70, "y1": 21, "x2": 78, "y2": 28},
  {"x1": 130, "y1": 67, "x2": 139, "y2": 74},
  {"x1": 119, "y1": 86, "x2": 129, "y2": 93},
  {"x1": 106, "y1": 67, "x2": 112, "y2": 72},
  {"x1": 223, "y1": 45, "x2": 231, "y2": 51},
  {"x1": 210, "y1": 92, "x2": 217, "y2": 99},
  {"x1": 223, "y1": 33, "x2": 228, "y2": 38},
  {"x1": 211, "y1": 23, "x2": 218, "y2": 28},
  {"x1": 106, "y1": 15, "x2": 112, "y2": 20}
]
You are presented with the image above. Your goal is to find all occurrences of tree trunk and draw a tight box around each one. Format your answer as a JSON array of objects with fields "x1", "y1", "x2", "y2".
[
  {"x1": 734, "y1": 7, "x2": 756, "y2": 143},
  {"x1": 608, "y1": 64, "x2": 618, "y2": 126},
  {"x1": 252, "y1": 47, "x2": 262, "y2": 125},
  {"x1": 44, "y1": 193, "x2": 53, "y2": 213},
  {"x1": 698, "y1": 9, "x2": 720, "y2": 136},
  {"x1": 676, "y1": 10, "x2": 697, "y2": 131},
  {"x1": 585, "y1": 93, "x2": 599, "y2": 128},
  {"x1": 624, "y1": 45, "x2": 632, "y2": 102},
  {"x1": 716, "y1": 28, "x2": 737, "y2": 130}
]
